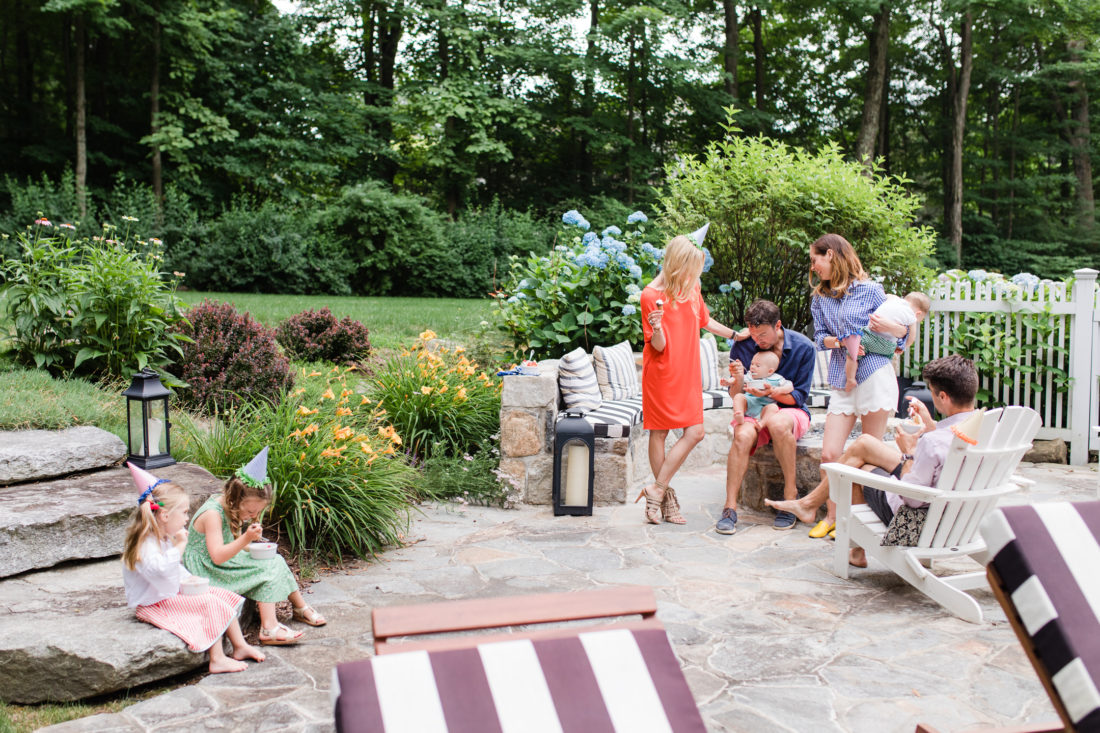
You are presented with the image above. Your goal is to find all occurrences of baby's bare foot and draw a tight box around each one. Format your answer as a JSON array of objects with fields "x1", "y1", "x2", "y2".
[
  {"x1": 763, "y1": 497, "x2": 817, "y2": 524},
  {"x1": 232, "y1": 643, "x2": 266, "y2": 663},
  {"x1": 732, "y1": 411, "x2": 744, "y2": 426},
  {"x1": 849, "y1": 548, "x2": 868, "y2": 568},
  {"x1": 209, "y1": 657, "x2": 248, "y2": 674}
]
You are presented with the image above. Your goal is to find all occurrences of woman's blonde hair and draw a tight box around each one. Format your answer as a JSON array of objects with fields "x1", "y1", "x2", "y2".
[
  {"x1": 122, "y1": 481, "x2": 189, "y2": 570},
  {"x1": 809, "y1": 233, "x2": 867, "y2": 299},
  {"x1": 222, "y1": 476, "x2": 273, "y2": 537},
  {"x1": 660, "y1": 235, "x2": 704, "y2": 312}
]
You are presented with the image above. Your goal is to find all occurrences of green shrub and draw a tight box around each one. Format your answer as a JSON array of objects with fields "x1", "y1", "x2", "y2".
[
  {"x1": 276, "y1": 308, "x2": 372, "y2": 364},
  {"x1": 176, "y1": 198, "x2": 354, "y2": 295},
  {"x1": 416, "y1": 442, "x2": 509, "y2": 507},
  {"x1": 171, "y1": 300, "x2": 293, "y2": 411},
  {"x1": 174, "y1": 380, "x2": 416, "y2": 560},
  {"x1": 327, "y1": 181, "x2": 453, "y2": 296},
  {"x1": 370, "y1": 331, "x2": 502, "y2": 459},
  {"x1": 0, "y1": 222, "x2": 189, "y2": 377},
  {"x1": 443, "y1": 200, "x2": 556, "y2": 296},
  {"x1": 660, "y1": 108, "x2": 936, "y2": 333},
  {"x1": 491, "y1": 209, "x2": 662, "y2": 358}
]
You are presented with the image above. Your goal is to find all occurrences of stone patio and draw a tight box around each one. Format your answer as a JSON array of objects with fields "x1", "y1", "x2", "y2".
[{"x1": 38, "y1": 459, "x2": 1098, "y2": 732}]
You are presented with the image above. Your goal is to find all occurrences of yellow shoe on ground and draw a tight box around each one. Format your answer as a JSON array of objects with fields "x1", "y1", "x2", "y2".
[{"x1": 808, "y1": 519, "x2": 836, "y2": 539}]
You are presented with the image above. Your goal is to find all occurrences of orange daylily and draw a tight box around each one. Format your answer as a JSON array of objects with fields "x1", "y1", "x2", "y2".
[{"x1": 321, "y1": 388, "x2": 335, "y2": 400}]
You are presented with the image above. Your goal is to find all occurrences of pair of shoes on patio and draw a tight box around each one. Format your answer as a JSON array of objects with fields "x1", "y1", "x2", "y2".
[{"x1": 716, "y1": 509, "x2": 797, "y2": 534}]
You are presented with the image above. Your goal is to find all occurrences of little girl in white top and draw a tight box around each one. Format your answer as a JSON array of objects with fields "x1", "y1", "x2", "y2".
[{"x1": 122, "y1": 463, "x2": 264, "y2": 674}]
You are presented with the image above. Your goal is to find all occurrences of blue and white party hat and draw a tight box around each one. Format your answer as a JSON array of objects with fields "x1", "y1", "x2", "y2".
[
  {"x1": 236, "y1": 446, "x2": 269, "y2": 488},
  {"x1": 689, "y1": 222, "x2": 710, "y2": 247}
]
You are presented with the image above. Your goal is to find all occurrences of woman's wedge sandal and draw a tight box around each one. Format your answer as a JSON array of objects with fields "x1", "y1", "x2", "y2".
[
  {"x1": 634, "y1": 482, "x2": 666, "y2": 524},
  {"x1": 292, "y1": 605, "x2": 326, "y2": 627},
  {"x1": 661, "y1": 487, "x2": 686, "y2": 524},
  {"x1": 258, "y1": 622, "x2": 303, "y2": 646}
]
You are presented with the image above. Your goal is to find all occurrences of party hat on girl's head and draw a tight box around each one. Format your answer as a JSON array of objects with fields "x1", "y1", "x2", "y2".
[
  {"x1": 689, "y1": 222, "x2": 710, "y2": 247},
  {"x1": 127, "y1": 462, "x2": 161, "y2": 492},
  {"x1": 236, "y1": 446, "x2": 269, "y2": 489}
]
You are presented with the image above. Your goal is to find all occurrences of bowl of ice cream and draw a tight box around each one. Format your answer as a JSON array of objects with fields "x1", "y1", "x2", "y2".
[
  {"x1": 180, "y1": 576, "x2": 209, "y2": 595},
  {"x1": 746, "y1": 379, "x2": 767, "y2": 391},
  {"x1": 898, "y1": 418, "x2": 923, "y2": 435},
  {"x1": 248, "y1": 542, "x2": 277, "y2": 560}
]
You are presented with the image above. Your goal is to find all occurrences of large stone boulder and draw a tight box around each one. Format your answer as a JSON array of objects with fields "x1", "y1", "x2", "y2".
[
  {"x1": 0, "y1": 559, "x2": 206, "y2": 703},
  {"x1": 0, "y1": 462, "x2": 224, "y2": 578},
  {"x1": 0, "y1": 427, "x2": 126, "y2": 486}
]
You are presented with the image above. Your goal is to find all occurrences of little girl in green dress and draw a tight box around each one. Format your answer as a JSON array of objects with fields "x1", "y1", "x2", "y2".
[{"x1": 183, "y1": 447, "x2": 326, "y2": 645}]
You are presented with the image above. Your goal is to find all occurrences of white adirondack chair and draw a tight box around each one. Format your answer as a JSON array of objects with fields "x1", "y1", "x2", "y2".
[{"x1": 825, "y1": 406, "x2": 1041, "y2": 623}]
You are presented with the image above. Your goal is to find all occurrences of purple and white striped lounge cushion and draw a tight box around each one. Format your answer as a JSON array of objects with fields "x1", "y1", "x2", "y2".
[
  {"x1": 980, "y1": 501, "x2": 1100, "y2": 731},
  {"x1": 332, "y1": 627, "x2": 706, "y2": 732}
]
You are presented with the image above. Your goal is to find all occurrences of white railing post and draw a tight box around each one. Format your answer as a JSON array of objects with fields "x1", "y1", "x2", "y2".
[{"x1": 1068, "y1": 268, "x2": 1098, "y2": 465}]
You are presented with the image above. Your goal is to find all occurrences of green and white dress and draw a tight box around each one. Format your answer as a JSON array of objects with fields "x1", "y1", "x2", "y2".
[{"x1": 183, "y1": 497, "x2": 297, "y2": 603}]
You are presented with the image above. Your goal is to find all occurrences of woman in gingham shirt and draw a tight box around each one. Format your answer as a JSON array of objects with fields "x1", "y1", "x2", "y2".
[{"x1": 806, "y1": 234, "x2": 908, "y2": 539}]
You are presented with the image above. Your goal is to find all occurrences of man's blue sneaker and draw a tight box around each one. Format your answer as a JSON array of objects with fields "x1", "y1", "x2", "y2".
[
  {"x1": 773, "y1": 510, "x2": 797, "y2": 530},
  {"x1": 715, "y1": 508, "x2": 738, "y2": 535}
]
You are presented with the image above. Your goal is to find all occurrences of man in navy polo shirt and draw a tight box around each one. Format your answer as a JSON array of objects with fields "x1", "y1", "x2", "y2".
[{"x1": 717, "y1": 299, "x2": 815, "y2": 535}]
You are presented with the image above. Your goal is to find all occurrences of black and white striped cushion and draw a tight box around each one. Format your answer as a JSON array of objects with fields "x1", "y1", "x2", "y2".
[
  {"x1": 567, "y1": 397, "x2": 644, "y2": 438},
  {"x1": 558, "y1": 347, "x2": 603, "y2": 413},
  {"x1": 702, "y1": 389, "x2": 734, "y2": 410},
  {"x1": 699, "y1": 335, "x2": 722, "y2": 391},
  {"x1": 593, "y1": 341, "x2": 640, "y2": 401},
  {"x1": 981, "y1": 502, "x2": 1100, "y2": 731}
]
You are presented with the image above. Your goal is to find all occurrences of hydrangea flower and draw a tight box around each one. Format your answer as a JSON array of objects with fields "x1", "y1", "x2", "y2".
[
  {"x1": 730, "y1": 280, "x2": 742, "y2": 291},
  {"x1": 1011, "y1": 272, "x2": 1040, "y2": 294},
  {"x1": 702, "y1": 248, "x2": 714, "y2": 273},
  {"x1": 562, "y1": 210, "x2": 590, "y2": 230},
  {"x1": 629, "y1": 265, "x2": 642, "y2": 279},
  {"x1": 622, "y1": 304, "x2": 637, "y2": 316},
  {"x1": 967, "y1": 269, "x2": 988, "y2": 282},
  {"x1": 627, "y1": 211, "x2": 648, "y2": 224},
  {"x1": 625, "y1": 283, "x2": 640, "y2": 295},
  {"x1": 719, "y1": 283, "x2": 730, "y2": 294},
  {"x1": 582, "y1": 231, "x2": 598, "y2": 245},
  {"x1": 602, "y1": 225, "x2": 622, "y2": 237}
]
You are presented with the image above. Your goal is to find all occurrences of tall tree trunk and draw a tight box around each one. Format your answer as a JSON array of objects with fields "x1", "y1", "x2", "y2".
[
  {"x1": 1066, "y1": 40, "x2": 1095, "y2": 237},
  {"x1": 855, "y1": 4, "x2": 889, "y2": 170},
  {"x1": 751, "y1": 7, "x2": 763, "y2": 110},
  {"x1": 74, "y1": 13, "x2": 87, "y2": 219},
  {"x1": 722, "y1": 0, "x2": 738, "y2": 101},
  {"x1": 581, "y1": 0, "x2": 598, "y2": 192},
  {"x1": 1007, "y1": 85, "x2": 1019, "y2": 239},
  {"x1": 150, "y1": 6, "x2": 163, "y2": 223},
  {"x1": 377, "y1": 0, "x2": 402, "y2": 183},
  {"x1": 938, "y1": 10, "x2": 972, "y2": 263},
  {"x1": 626, "y1": 32, "x2": 636, "y2": 204}
]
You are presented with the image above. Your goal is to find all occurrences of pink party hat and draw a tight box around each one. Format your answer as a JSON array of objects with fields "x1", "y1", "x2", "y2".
[{"x1": 127, "y1": 461, "x2": 162, "y2": 492}]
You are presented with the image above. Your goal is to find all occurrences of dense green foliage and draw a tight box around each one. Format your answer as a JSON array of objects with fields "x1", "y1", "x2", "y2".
[
  {"x1": 0, "y1": 366, "x2": 127, "y2": 441},
  {"x1": 0, "y1": 223, "x2": 189, "y2": 377},
  {"x1": 1, "y1": 0, "x2": 1096, "y2": 283},
  {"x1": 661, "y1": 112, "x2": 937, "y2": 332}
]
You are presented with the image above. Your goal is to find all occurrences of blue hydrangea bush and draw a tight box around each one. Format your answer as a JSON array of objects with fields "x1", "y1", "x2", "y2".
[{"x1": 492, "y1": 209, "x2": 683, "y2": 358}]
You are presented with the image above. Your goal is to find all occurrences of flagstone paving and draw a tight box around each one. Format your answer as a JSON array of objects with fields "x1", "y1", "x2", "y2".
[{"x1": 44, "y1": 460, "x2": 1098, "y2": 732}]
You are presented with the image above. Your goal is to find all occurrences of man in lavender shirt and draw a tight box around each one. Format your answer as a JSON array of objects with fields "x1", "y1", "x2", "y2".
[{"x1": 764, "y1": 354, "x2": 979, "y2": 567}]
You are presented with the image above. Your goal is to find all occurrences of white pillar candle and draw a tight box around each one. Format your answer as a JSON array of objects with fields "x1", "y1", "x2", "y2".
[
  {"x1": 564, "y1": 442, "x2": 590, "y2": 506},
  {"x1": 143, "y1": 417, "x2": 163, "y2": 455}
]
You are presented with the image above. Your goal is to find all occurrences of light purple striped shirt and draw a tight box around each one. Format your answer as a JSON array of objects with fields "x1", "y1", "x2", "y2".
[{"x1": 811, "y1": 279, "x2": 897, "y2": 389}]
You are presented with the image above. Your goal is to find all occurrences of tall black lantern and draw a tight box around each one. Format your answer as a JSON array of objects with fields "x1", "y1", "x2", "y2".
[
  {"x1": 123, "y1": 368, "x2": 175, "y2": 469},
  {"x1": 553, "y1": 411, "x2": 595, "y2": 516}
]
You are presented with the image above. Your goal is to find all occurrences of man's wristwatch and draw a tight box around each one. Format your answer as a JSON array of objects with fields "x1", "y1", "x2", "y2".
[{"x1": 900, "y1": 453, "x2": 914, "y2": 463}]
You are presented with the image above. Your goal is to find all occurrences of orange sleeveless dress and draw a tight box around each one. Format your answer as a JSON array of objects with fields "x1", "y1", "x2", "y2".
[{"x1": 641, "y1": 285, "x2": 709, "y2": 430}]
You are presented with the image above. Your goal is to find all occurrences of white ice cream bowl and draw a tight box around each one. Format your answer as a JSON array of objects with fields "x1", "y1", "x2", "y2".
[
  {"x1": 899, "y1": 420, "x2": 923, "y2": 435},
  {"x1": 747, "y1": 379, "x2": 767, "y2": 391},
  {"x1": 248, "y1": 542, "x2": 277, "y2": 560},
  {"x1": 180, "y1": 576, "x2": 209, "y2": 595}
]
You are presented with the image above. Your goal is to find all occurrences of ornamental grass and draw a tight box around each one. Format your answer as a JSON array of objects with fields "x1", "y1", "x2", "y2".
[{"x1": 175, "y1": 366, "x2": 416, "y2": 560}]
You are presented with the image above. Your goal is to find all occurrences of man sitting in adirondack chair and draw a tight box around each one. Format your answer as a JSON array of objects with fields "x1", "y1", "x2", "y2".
[{"x1": 765, "y1": 354, "x2": 979, "y2": 567}]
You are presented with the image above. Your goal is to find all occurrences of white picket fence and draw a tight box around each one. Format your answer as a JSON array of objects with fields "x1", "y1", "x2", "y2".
[{"x1": 898, "y1": 268, "x2": 1099, "y2": 465}]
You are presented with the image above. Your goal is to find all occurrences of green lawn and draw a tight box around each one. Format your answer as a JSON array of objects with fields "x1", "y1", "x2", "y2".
[{"x1": 177, "y1": 291, "x2": 495, "y2": 353}]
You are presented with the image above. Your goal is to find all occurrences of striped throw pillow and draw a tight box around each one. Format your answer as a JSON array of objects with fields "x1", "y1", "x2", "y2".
[
  {"x1": 558, "y1": 347, "x2": 603, "y2": 413},
  {"x1": 593, "y1": 341, "x2": 641, "y2": 400},
  {"x1": 699, "y1": 334, "x2": 722, "y2": 391}
]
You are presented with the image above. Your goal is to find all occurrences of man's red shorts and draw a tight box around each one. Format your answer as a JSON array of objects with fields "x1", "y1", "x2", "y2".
[{"x1": 744, "y1": 408, "x2": 811, "y2": 455}]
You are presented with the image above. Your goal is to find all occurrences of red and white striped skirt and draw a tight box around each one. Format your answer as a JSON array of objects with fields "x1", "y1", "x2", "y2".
[{"x1": 136, "y1": 587, "x2": 244, "y2": 652}]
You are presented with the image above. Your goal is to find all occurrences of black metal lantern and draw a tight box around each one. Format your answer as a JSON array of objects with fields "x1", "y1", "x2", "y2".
[
  {"x1": 123, "y1": 368, "x2": 175, "y2": 469},
  {"x1": 552, "y1": 411, "x2": 595, "y2": 516}
]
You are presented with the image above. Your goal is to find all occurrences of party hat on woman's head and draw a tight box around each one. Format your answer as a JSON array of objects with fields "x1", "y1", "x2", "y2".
[
  {"x1": 127, "y1": 462, "x2": 161, "y2": 492},
  {"x1": 236, "y1": 446, "x2": 269, "y2": 489},
  {"x1": 689, "y1": 222, "x2": 710, "y2": 248}
]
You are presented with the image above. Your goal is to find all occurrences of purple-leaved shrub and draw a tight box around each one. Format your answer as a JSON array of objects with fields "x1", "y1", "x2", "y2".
[
  {"x1": 275, "y1": 307, "x2": 371, "y2": 364},
  {"x1": 172, "y1": 300, "x2": 293, "y2": 411}
]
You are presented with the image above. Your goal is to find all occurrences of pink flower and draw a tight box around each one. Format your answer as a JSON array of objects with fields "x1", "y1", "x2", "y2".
[{"x1": 34, "y1": 218, "x2": 51, "y2": 227}]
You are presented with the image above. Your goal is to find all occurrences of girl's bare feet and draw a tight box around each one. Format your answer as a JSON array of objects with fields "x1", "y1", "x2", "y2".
[
  {"x1": 209, "y1": 657, "x2": 248, "y2": 674},
  {"x1": 763, "y1": 497, "x2": 817, "y2": 524},
  {"x1": 849, "y1": 548, "x2": 868, "y2": 568},
  {"x1": 232, "y1": 643, "x2": 266, "y2": 663}
]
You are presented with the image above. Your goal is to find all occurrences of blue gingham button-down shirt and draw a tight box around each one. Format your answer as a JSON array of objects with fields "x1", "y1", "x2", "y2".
[{"x1": 812, "y1": 279, "x2": 901, "y2": 390}]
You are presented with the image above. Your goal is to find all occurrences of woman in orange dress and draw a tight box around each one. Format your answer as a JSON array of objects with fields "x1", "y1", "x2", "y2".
[{"x1": 638, "y1": 235, "x2": 735, "y2": 524}]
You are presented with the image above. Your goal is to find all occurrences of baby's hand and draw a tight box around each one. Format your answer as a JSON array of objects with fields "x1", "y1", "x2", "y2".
[
  {"x1": 245, "y1": 522, "x2": 264, "y2": 542},
  {"x1": 173, "y1": 529, "x2": 188, "y2": 548},
  {"x1": 732, "y1": 327, "x2": 750, "y2": 342},
  {"x1": 729, "y1": 360, "x2": 745, "y2": 380}
]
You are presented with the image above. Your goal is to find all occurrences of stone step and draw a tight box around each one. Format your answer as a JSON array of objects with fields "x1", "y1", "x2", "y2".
[
  {"x1": 0, "y1": 557, "x2": 207, "y2": 703},
  {"x1": 1, "y1": 462, "x2": 224, "y2": 578},
  {"x1": 0, "y1": 427, "x2": 126, "y2": 486}
]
